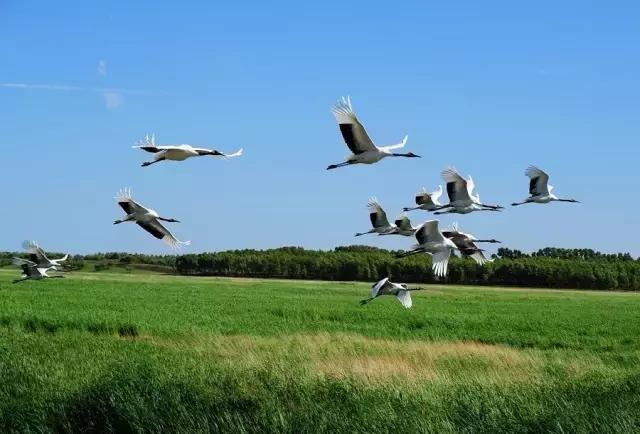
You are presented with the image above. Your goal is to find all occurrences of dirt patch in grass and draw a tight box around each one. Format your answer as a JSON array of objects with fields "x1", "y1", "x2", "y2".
[{"x1": 144, "y1": 333, "x2": 541, "y2": 385}]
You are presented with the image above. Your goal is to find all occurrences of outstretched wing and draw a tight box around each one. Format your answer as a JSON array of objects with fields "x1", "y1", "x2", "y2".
[
  {"x1": 467, "y1": 250, "x2": 492, "y2": 265},
  {"x1": 415, "y1": 220, "x2": 445, "y2": 245},
  {"x1": 13, "y1": 257, "x2": 36, "y2": 267},
  {"x1": 371, "y1": 277, "x2": 390, "y2": 297},
  {"x1": 193, "y1": 147, "x2": 243, "y2": 158},
  {"x1": 367, "y1": 197, "x2": 391, "y2": 229},
  {"x1": 132, "y1": 134, "x2": 161, "y2": 153},
  {"x1": 396, "y1": 290, "x2": 412, "y2": 308},
  {"x1": 394, "y1": 214, "x2": 413, "y2": 231},
  {"x1": 136, "y1": 219, "x2": 190, "y2": 249},
  {"x1": 116, "y1": 188, "x2": 148, "y2": 215},
  {"x1": 431, "y1": 249, "x2": 451, "y2": 277},
  {"x1": 431, "y1": 185, "x2": 443, "y2": 205},
  {"x1": 442, "y1": 167, "x2": 472, "y2": 203},
  {"x1": 221, "y1": 148, "x2": 243, "y2": 158},
  {"x1": 525, "y1": 165, "x2": 550, "y2": 196},
  {"x1": 331, "y1": 96, "x2": 377, "y2": 154},
  {"x1": 22, "y1": 240, "x2": 49, "y2": 263}
]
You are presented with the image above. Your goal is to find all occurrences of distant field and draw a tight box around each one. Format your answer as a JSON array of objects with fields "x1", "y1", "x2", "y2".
[{"x1": 1, "y1": 269, "x2": 639, "y2": 433}]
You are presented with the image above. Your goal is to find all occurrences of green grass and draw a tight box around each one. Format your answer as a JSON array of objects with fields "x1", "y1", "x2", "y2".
[{"x1": 1, "y1": 269, "x2": 639, "y2": 433}]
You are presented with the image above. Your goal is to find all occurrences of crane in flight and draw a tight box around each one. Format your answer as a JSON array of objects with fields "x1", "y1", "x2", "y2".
[
  {"x1": 512, "y1": 166, "x2": 579, "y2": 206},
  {"x1": 403, "y1": 186, "x2": 443, "y2": 212},
  {"x1": 354, "y1": 197, "x2": 397, "y2": 237},
  {"x1": 114, "y1": 188, "x2": 190, "y2": 249},
  {"x1": 12, "y1": 258, "x2": 64, "y2": 284},
  {"x1": 360, "y1": 277, "x2": 424, "y2": 308},
  {"x1": 327, "y1": 96, "x2": 419, "y2": 170},
  {"x1": 397, "y1": 220, "x2": 458, "y2": 277},
  {"x1": 134, "y1": 134, "x2": 243, "y2": 167},
  {"x1": 434, "y1": 167, "x2": 503, "y2": 214},
  {"x1": 442, "y1": 223, "x2": 499, "y2": 265},
  {"x1": 21, "y1": 240, "x2": 69, "y2": 271}
]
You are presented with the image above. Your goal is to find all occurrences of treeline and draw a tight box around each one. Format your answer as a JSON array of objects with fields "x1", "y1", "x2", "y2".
[
  {"x1": 2, "y1": 246, "x2": 639, "y2": 290},
  {"x1": 173, "y1": 246, "x2": 640, "y2": 291}
]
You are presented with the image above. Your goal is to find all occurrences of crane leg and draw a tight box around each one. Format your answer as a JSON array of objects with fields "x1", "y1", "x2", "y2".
[
  {"x1": 141, "y1": 157, "x2": 165, "y2": 167},
  {"x1": 327, "y1": 161, "x2": 353, "y2": 170}
]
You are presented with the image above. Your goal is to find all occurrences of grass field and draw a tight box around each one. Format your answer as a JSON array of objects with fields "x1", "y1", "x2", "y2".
[{"x1": 1, "y1": 268, "x2": 639, "y2": 433}]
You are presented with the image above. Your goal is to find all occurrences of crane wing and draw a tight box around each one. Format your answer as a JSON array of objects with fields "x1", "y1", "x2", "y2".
[
  {"x1": 367, "y1": 197, "x2": 391, "y2": 229},
  {"x1": 396, "y1": 290, "x2": 412, "y2": 308},
  {"x1": 442, "y1": 167, "x2": 472, "y2": 203},
  {"x1": 415, "y1": 188, "x2": 430, "y2": 206},
  {"x1": 221, "y1": 148, "x2": 243, "y2": 158},
  {"x1": 22, "y1": 240, "x2": 50, "y2": 263},
  {"x1": 116, "y1": 188, "x2": 148, "y2": 215},
  {"x1": 415, "y1": 220, "x2": 445, "y2": 245},
  {"x1": 394, "y1": 214, "x2": 413, "y2": 231},
  {"x1": 132, "y1": 134, "x2": 162, "y2": 153},
  {"x1": 525, "y1": 165, "x2": 550, "y2": 196},
  {"x1": 331, "y1": 96, "x2": 377, "y2": 154},
  {"x1": 431, "y1": 185, "x2": 443, "y2": 204},
  {"x1": 13, "y1": 257, "x2": 36, "y2": 267},
  {"x1": 432, "y1": 250, "x2": 451, "y2": 277},
  {"x1": 371, "y1": 277, "x2": 390, "y2": 297},
  {"x1": 136, "y1": 219, "x2": 190, "y2": 249},
  {"x1": 468, "y1": 250, "x2": 492, "y2": 265}
]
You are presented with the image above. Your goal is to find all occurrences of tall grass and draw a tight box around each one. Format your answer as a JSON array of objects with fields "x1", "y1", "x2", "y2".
[{"x1": 0, "y1": 269, "x2": 639, "y2": 433}]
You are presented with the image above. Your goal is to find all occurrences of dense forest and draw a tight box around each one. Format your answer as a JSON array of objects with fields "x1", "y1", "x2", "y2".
[{"x1": 2, "y1": 246, "x2": 639, "y2": 291}]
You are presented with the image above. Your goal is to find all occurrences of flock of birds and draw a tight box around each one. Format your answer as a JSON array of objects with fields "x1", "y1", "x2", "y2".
[
  {"x1": 327, "y1": 96, "x2": 579, "y2": 308},
  {"x1": 10, "y1": 96, "x2": 579, "y2": 309}
]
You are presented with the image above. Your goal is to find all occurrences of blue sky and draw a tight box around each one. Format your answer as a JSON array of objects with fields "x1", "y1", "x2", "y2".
[{"x1": 1, "y1": 1, "x2": 639, "y2": 256}]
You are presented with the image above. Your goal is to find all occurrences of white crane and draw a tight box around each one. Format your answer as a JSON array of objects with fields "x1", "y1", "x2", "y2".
[
  {"x1": 359, "y1": 277, "x2": 424, "y2": 308},
  {"x1": 354, "y1": 197, "x2": 396, "y2": 237},
  {"x1": 22, "y1": 240, "x2": 69, "y2": 271},
  {"x1": 327, "y1": 96, "x2": 419, "y2": 170},
  {"x1": 403, "y1": 186, "x2": 443, "y2": 212},
  {"x1": 133, "y1": 134, "x2": 243, "y2": 167},
  {"x1": 12, "y1": 258, "x2": 64, "y2": 284},
  {"x1": 512, "y1": 165, "x2": 580, "y2": 206},
  {"x1": 114, "y1": 188, "x2": 190, "y2": 249},
  {"x1": 442, "y1": 223, "x2": 499, "y2": 265},
  {"x1": 434, "y1": 167, "x2": 503, "y2": 214},
  {"x1": 397, "y1": 220, "x2": 458, "y2": 277},
  {"x1": 388, "y1": 213, "x2": 417, "y2": 236}
]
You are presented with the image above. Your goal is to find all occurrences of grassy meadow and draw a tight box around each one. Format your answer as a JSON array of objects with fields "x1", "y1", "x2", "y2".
[{"x1": 1, "y1": 268, "x2": 639, "y2": 433}]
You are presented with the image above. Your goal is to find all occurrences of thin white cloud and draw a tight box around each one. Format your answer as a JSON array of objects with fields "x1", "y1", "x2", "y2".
[
  {"x1": 1, "y1": 83, "x2": 81, "y2": 91},
  {"x1": 98, "y1": 60, "x2": 107, "y2": 76},
  {"x1": 103, "y1": 92, "x2": 122, "y2": 109},
  {"x1": 1, "y1": 82, "x2": 165, "y2": 96},
  {"x1": 94, "y1": 87, "x2": 158, "y2": 96}
]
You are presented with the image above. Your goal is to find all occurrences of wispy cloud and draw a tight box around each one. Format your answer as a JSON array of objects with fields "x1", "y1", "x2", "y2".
[
  {"x1": 1, "y1": 82, "x2": 165, "y2": 110},
  {"x1": 1, "y1": 83, "x2": 82, "y2": 91},
  {"x1": 94, "y1": 87, "x2": 158, "y2": 96},
  {"x1": 1, "y1": 82, "x2": 161, "y2": 95},
  {"x1": 98, "y1": 60, "x2": 107, "y2": 76},
  {"x1": 103, "y1": 92, "x2": 122, "y2": 109}
]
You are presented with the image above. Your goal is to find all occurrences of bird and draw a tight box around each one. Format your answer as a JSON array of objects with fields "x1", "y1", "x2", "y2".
[
  {"x1": 114, "y1": 188, "x2": 190, "y2": 248},
  {"x1": 327, "y1": 96, "x2": 419, "y2": 170},
  {"x1": 442, "y1": 222, "x2": 500, "y2": 265},
  {"x1": 21, "y1": 240, "x2": 69, "y2": 271},
  {"x1": 512, "y1": 166, "x2": 580, "y2": 206},
  {"x1": 433, "y1": 167, "x2": 503, "y2": 214},
  {"x1": 133, "y1": 134, "x2": 243, "y2": 167},
  {"x1": 387, "y1": 213, "x2": 417, "y2": 236},
  {"x1": 403, "y1": 186, "x2": 443, "y2": 212},
  {"x1": 355, "y1": 198, "x2": 396, "y2": 237},
  {"x1": 11, "y1": 258, "x2": 64, "y2": 284},
  {"x1": 397, "y1": 219, "x2": 458, "y2": 277},
  {"x1": 360, "y1": 277, "x2": 424, "y2": 308}
]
